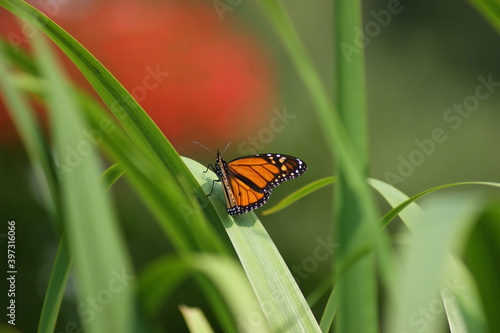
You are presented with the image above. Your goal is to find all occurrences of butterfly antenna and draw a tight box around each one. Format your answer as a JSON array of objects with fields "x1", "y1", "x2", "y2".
[
  {"x1": 221, "y1": 142, "x2": 231, "y2": 155},
  {"x1": 193, "y1": 141, "x2": 213, "y2": 152}
]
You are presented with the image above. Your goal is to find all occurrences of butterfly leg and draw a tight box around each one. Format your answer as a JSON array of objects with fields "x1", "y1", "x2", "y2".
[
  {"x1": 204, "y1": 163, "x2": 217, "y2": 173},
  {"x1": 207, "y1": 179, "x2": 220, "y2": 196},
  {"x1": 203, "y1": 163, "x2": 220, "y2": 196}
]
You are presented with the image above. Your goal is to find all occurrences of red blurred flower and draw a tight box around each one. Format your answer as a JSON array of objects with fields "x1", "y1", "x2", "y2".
[{"x1": 0, "y1": 0, "x2": 277, "y2": 152}]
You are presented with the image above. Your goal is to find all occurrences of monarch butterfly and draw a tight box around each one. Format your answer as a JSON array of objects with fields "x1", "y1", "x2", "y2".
[{"x1": 210, "y1": 151, "x2": 307, "y2": 215}]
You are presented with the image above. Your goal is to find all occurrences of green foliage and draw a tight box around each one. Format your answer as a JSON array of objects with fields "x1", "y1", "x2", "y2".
[{"x1": 0, "y1": 0, "x2": 499, "y2": 332}]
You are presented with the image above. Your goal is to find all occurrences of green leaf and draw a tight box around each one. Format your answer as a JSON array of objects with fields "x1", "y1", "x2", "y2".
[
  {"x1": 468, "y1": 0, "x2": 500, "y2": 35},
  {"x1": 318, "y1": 285, "x2": 338, "y2": 333},
  {"x1": 262, "y1": 177, "x2": 336, "y2": 215},
  {"x1": 37, "y1": 237, "x2": 72, "y2": 333},
  {"x1": 464, "y1": 206, "x2": 500, "y2": 333},
  {"x1": 101, "y1": 163, "x2": 124, "y2": 191},
  {"x1": 179, "y1": 305, "x2": 215, "y2": 333},
  {"x1": 183, "y1": 156, "x2": 321, "y2": 333},
  {"x1": 31, "y1": 29, "x2": 136, "y2": 333},
  {"x1": 375, "y1": 181, "x2": 500, "y2": 229}
]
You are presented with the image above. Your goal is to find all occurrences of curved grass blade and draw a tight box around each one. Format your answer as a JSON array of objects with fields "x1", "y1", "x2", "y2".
[
  {"x1": 262, "y1": 177, "x2": 336, "y2": 215},
  {"x1": 183, "y1": 156, "x2": 321, "y2": 333},
  {"x1": 385, "y1": 193, "x2": 483, "y2": 333},
  {"x1": 32, "y1": 30, "x2": 136, "y2": 333},
  {"x1": 370, "y1": 179, "x2": 491, "y2": 333},
  {"x1": 179, "y1": 305, "x2": 215, "y2": 333},
  {"x1": 374, "y1": 180, "x2": 500, "y2": 229},
  {"x1": 102, "y1": 163, "x2": 124, "y2": 191},
  {"x1": 318, "y1": 285, "x2": 338, "y2": 333}
]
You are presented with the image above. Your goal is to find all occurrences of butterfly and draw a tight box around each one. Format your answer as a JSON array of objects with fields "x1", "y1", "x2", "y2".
[{"x1": 209, "y1": 151, "x2": 307, "y2": 215}]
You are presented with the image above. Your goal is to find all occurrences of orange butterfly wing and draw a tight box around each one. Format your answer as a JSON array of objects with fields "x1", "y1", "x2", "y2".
[{"x1": 215, "y1": 153, "x2": 307, "y2": 215}]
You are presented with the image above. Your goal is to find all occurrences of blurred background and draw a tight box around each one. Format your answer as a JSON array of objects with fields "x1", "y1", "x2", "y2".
[{"x1": 1, "y1": 0, "x2": 499, "y2": 332}]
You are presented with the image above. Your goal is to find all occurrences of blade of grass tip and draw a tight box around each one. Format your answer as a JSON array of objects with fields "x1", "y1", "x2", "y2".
[
  {"x1": 31, "y1": 30, "x2": 136, "y2": 333},
  {"x1": 376, "y1": 181, "x2": 500, "y2": 230},
  {"x1": 262, "y1": 177, "x2": 336, "y2": 215},
  {"x1": 102, "y1": 163, "x2": 125, "y2": 191},
  {"x1": 179, "y1": 305, "x2": 215, "y2": 333},
  {"x1": 386, "y1": 192, "x2": 483, "y2": 333},
  {"x1": 0, "y1": 38, "x2": 39, "y2": 74},
  {"x1": 37, "y1": 236, "x2": 72, "y2": 333},
  {"x1": 319, "y1": 285, "x2": 338, "y2": 333},
  {"x1": 442, "y1": 258, "x2": 489, "y2": 333},
  {"x1": 183, "y1": 156, "x2": 321, "y2": 333}
]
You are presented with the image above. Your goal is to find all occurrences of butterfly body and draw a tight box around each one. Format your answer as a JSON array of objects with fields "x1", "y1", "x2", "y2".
[{"x1": 213, "y1": 151, "x2": 307, "y2": 215}]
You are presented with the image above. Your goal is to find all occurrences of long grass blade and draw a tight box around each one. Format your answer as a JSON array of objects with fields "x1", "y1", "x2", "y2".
[
  {"x1": 37, "y1": 237, "x2": 72, "y2": 333},
  {"x1": 31, "y1": 30, "x2": 136, "y2": 333},
  {"x1": 262, "y1": 177, "x2": 336, "y2": 215}
]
